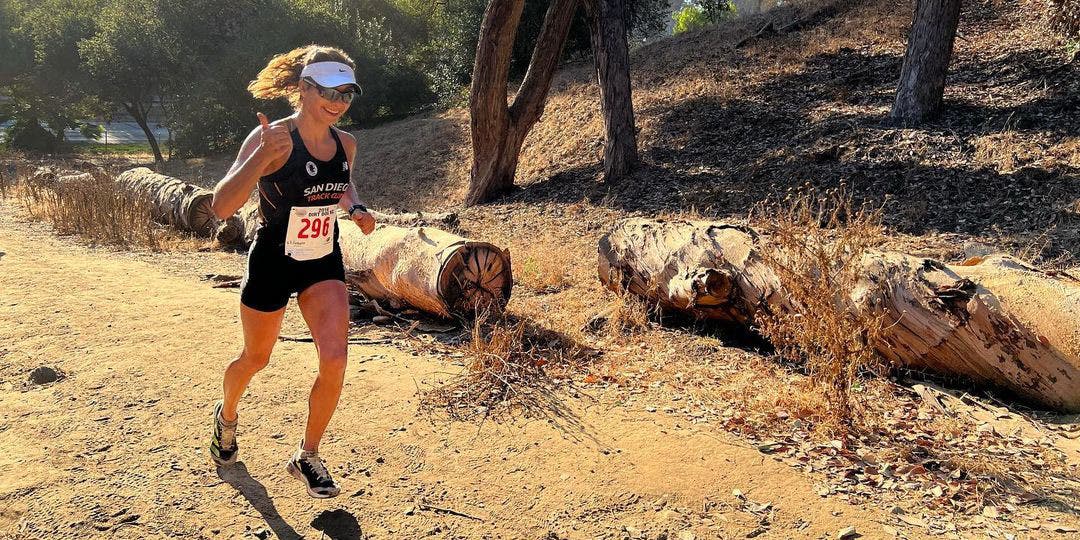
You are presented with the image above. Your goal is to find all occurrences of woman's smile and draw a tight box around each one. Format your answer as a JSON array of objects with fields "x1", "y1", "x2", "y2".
[{"x1": 321, "y1": 104, "x2": 345, "y2": 117}]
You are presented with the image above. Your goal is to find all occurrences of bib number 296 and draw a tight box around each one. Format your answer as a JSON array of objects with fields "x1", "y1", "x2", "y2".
[
  {"x1": 296, "y1": 216, "x2": 332, "y2": 239},
  {"x1": 285, "y1": 205, "x2": 336, "y2": 261}
]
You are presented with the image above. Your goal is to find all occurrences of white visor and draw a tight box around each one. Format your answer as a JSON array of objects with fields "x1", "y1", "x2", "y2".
[{"x1": 300, "y1": 61, "x2": 359, "y2": 91}]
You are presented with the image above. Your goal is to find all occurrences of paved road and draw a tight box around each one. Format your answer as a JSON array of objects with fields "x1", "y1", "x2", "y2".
[
  {"x1": 0, "y1": 121, "x2": 169, "y2": 145},
  {"x1": 66, "y1": 122, "x2": 170, "y2": 144}
]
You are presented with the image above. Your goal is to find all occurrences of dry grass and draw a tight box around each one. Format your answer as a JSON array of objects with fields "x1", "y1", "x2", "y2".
[
  {"x1": 752, "y1": 188, "x2": 888, "y2": 431},
  {"x1": 15, "y1": 166, "x2": 163, "y2": 249},
  {"x1": 601, "y1": 288, "x2": 651, "y2": 339},
  {"x1": 516, "y1": 252, "x2": 573, "y2": 294},
  {"x1": 1050, "y1": 0, "x2": 1080, "y2": 38},
  {"x1": 0, "y1": 165, "x2": 15, "y2": 200},
  {"x1": 419, "y1": 310, "x2": 594, "y2": 423}
]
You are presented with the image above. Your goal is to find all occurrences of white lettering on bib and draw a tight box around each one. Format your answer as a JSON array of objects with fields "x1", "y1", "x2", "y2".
[{"x1": 284, "y1": 205, "x2": 335, "y2": 261}]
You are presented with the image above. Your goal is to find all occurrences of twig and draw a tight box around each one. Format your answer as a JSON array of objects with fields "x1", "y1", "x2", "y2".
[
  {"x1": 415, "y1": 500, "x2": 483, "y2": 521},
  {"x1": 370, "y1": 299, "x2": 414, "y2": 324},
  {"x1": 277, "y1": 334, "x2": 392, "y2": 345},
  {"x1": 735, "y1": 21, "x2": 774, "y2": 49}
]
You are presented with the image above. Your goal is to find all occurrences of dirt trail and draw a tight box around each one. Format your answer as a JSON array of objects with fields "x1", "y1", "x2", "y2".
[{"x1": 0, "y1": 217, "x2": 913, "y2": 539}]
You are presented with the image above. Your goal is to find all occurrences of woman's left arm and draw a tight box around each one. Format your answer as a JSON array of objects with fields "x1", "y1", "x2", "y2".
[{"x1": 337, "y1": 130, "x2": 375, "y2": 234}]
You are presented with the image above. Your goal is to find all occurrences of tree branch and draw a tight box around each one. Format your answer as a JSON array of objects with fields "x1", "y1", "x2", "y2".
[{"x1": 509, "y1": 0, "x2": 580, "y2": 127}]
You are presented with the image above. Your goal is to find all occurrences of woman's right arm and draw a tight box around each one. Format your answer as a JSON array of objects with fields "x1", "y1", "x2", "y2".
[{"x1": 211, "y1": 113, "x2": 293, "y2": 219}]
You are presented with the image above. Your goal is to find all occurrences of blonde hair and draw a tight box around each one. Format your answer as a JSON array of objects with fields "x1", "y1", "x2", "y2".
[{"x1": 247, "y1": 45, "x2": 355, "y2": 108}]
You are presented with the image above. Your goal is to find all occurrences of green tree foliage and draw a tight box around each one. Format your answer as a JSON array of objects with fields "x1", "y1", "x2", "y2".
[
  {"x1": 699, "y1": 0, "x2": 735, "y2": 23},
  {"x1": 672, "y1": 3, "x2": 708, "y2": 34},
  {"x1": 415, "y1": 0, "x2": 669, "y2": 105},
  {"x1": 2, "y1": 0, "x2": 440, "y2": 155},
  {"x1": 79, "y1": 0, "x2": 176, "y2": 162},
  {"x1": 1, "y1": 0, "x2": 670, "y2": 156},
  {"x1": 672, "y1": 0, "x2": 733, "y2": 35},
  {"x1": 0, "y1": 0, "x2": 101, "y2": 151},
  {"x1": 159, "y1": 0, "x2": 436, "y2": 155}
]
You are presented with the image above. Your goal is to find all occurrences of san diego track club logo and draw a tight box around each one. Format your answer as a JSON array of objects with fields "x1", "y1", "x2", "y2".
[{"x1": 305, "y1": 161, "x2": 318, "y2": 176}]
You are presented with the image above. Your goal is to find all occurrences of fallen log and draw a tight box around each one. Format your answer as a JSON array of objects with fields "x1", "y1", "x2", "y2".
[
  {"x1": 27, "y1": 166, "x2": 84, "y2": 188},
  {"x1": 214, "y1": 203, "x2": 259, "y2": 247},
  {"x1": 598, "y1": 218, "x2": 1080, "y2": 412},
  {"x1": 597, "y1": 219, "x2": 787, "y2": 324},
  {"x1": 339, "y1": 219, "x2": 512, "y2": 318},
  {"x1": 222, "y1": 202, "x2": 458, "y2": 247},
  {"x1": 367, "y1": 209, "x2": 458, "y2": 228},
  {"x1": 116, "y1": 167, "x2": 219, "y2": 237}
]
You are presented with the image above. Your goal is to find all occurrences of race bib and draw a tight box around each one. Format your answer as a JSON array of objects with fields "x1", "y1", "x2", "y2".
[{"x1": 284, "y1": 205, "x2": 336, "y2": 261}]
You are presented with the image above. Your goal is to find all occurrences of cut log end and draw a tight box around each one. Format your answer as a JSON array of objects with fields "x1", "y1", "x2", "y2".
[
  {"x1": 191, "y1": 202, "x2": 218, "y2": 238},
  {"x1": 441, "y1": 244, "x2": 513, "y2": 315}
]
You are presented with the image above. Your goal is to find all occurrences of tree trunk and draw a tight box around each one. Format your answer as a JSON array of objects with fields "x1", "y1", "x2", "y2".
[
  {"x1": 888, "y1": 0, "x2": 963, "y2": 125},
  {"x1": 116, "y1": 167, "x2": 220, "y2": 237},
  {"x1": 466, "y1": 0, "x2": 581, "y2": 206},
  {"x1": 338, "y1": 220, "x2": 513, "y2": 318},
  {"x1": 585, "y1": 0, "x2": 638, "y2": 181},
  {"x1": 123, "y1": 102, "x2": 165, "y2": 167},
  {"x1": 598, "y1": 218, "x2": 1080, "y2": 412}
]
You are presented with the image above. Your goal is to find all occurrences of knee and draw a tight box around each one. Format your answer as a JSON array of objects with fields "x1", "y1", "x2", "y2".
[
  {"x1": 236, "y1": 349, "x2": 271, "y2": 372},
  {"x1": 318, "y1": 352, "x2": 348, "y2": 378}
]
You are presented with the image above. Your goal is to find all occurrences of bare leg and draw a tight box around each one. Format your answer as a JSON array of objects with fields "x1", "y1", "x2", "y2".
[
  {"x1": 221, "y1": 304, "x2": 286, "y2": 421},
  {"x1": 296, "y1": 280, "x2": 350, "y2": 452}
]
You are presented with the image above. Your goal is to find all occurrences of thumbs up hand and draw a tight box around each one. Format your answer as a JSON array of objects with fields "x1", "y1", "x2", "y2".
[{"x1": 256, "y1": 112, "x2": 292, "y2": 162}]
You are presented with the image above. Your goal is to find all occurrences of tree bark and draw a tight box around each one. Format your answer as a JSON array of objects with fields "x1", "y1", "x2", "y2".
[
  {"x1": 585, "y1": 0, "x2": 638, "y2": 181},
  {"x1": 598, "y1": 218, "x2": 1080, "y2": 412},
  {"x1": 466, "y1": 0, "x2": 581, "y2": 206},
  {"x1": 888, "y1": 0, "x2": 963, "y2": 125},
  {"x1": 116, "y1": 167, "x2": 220, "y2": 237},
  {"x1": 338, "y1": 219, "x2": 513, "y2": 318}
]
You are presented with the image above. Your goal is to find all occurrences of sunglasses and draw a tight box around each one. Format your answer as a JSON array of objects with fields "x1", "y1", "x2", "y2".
[{"x1": 302, "y1": 78, "x2": 357, "y2": 104}]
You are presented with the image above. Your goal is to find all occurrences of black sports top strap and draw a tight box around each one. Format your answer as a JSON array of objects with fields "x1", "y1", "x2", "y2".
[{"x1": 253, "y1": 123, "x2": 352, "y2": 241}]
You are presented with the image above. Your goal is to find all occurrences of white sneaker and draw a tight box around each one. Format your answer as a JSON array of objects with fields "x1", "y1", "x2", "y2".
[{"x1": 285, "y1": 440, "x2": 340, "y2": 498}]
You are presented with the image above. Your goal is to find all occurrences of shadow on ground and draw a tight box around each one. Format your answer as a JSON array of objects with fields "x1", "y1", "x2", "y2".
[
  {"x1": 217, "y1": 462, "x2": 302, "y2": 540},
  {"x1": 311, "y1": 508, "x2": 363, "y2": 540}
]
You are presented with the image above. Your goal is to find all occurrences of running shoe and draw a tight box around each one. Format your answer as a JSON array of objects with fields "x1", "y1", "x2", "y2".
[
  {"x1": 209, "y1": 400, "x2": 238, "y2": 466},
  {"x1": 286, "y1": 440, "x2": 340, "y2": 498}
]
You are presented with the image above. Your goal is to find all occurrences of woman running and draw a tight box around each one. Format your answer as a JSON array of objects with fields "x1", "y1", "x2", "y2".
[{"x1": 207, "y1": 45, "x2": 376, "y2": 499}]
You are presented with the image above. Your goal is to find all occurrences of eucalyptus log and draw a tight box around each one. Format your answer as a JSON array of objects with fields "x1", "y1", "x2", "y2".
[
  {"x1": 338, "y1": 220, "x2": 513, "y2": 318},
  {"x1": 116, "y1": 167, "x2": 218, "y2": 237},
  {"x1": 214, "y1": 212, "x2": 246, "y2": 246},
  {"x1": 55, "y1": 172, "x2": 95, "y2": 187},
  {"x1": 218, "y1": 202, "x2": 261, "y2": 247},
  {"x1": 598, "y1": 218, "x2": 1080, "y2": 412},
  {"x1": 367, "y1": 210, "x2": 458, "y2": 228},
  {"x1": 28, "y1": 166, "x2": 83, "y2": 188},
  {"x1": 222, "y1": 203, "x2": 458, "y2": 247}
]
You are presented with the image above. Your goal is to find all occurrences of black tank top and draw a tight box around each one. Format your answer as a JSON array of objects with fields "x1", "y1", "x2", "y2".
[{"x1": 255, "y1": 125, "x2": 351, "y2": 243}]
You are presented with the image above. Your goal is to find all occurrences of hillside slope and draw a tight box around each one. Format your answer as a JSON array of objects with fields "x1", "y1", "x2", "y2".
[{"x1": 355, "y1": 0, "x2": 1078, "y2": 261}]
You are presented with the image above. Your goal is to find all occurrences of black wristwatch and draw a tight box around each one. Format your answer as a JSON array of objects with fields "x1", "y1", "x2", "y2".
[{"x1": 348, "y1": 204, "x2": 368, "y2": 217}]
